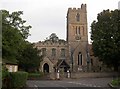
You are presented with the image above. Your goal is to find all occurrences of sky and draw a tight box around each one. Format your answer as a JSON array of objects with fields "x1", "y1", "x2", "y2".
[{"x1": 1, "y1": 0, "x2": 120, "y2": 43}]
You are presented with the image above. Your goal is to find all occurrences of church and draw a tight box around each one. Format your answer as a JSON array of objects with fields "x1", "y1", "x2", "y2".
[{"x1": 34, "y1": 4, "x2": 101, "y2": 73}]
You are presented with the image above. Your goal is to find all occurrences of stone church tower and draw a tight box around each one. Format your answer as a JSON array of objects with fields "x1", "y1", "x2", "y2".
[
  {"x1": 67, "y1": 4, "x2": 89, "y2": 72},
  {"x1": 35, "y1": 4, "x2": 93, "y2": 74}
]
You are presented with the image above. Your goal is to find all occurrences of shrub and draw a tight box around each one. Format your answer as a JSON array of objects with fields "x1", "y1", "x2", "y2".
[
  {"x1": 28, "y1": 72, "x2": 44, "y2": 79},
  {"x1": 111, "y1": 78, "x2": 120, "y2": 86},
  {"x1": 2, "y1": 66, "x2": 9, "y2": 80},
  {"x1": 9, "y1": 71, "x2": 28, "y2": 88},
  {"x1": 2, "y1": 66, "x2": 10, "y2": 88}
]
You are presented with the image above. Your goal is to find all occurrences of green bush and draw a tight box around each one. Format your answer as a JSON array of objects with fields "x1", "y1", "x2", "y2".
[
  {"x1": 28, "y1": 72, "x2": 44, "y2": 79},
  {"x1": 2, "y1": 66, "x2": 10, "y2": 88},
  {"x1": 9, "y1": 71, "x2": 28, "y2": 88},
  {"x1": 2, "y1": 66, "x2": 9, "y2": 80},
  {"x1": 111, "y1": 78, "x2": 120, "y2": 86}
]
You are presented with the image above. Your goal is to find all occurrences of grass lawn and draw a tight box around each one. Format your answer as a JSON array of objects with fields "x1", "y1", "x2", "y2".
[{"x1": 111, "y1": 77, "x2": 120, "y2": 87}]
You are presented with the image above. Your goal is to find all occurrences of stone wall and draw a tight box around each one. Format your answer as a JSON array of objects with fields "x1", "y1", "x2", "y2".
[
  {"x1": 48, "y1": 72, "x2": 120, "y2": 79},
  {"x1": 70, "y1": 72, "x2": 120, "y2": 78}
]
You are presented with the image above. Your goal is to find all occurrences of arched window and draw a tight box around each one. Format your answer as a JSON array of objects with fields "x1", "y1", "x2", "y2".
[
  {"x1": 76, "y1": 13, "x2": 80, "y2": 21},
  {"x1": 78, "y1": 26, "x2": 80, "y2": 34},
  {"x1": 52, "y1": 48, "x2": 56, "y2": 56},
  {"x1": 76, "y1": 26, "x2": 77, "y2": 34},
  {"x1": 61, "y1": 49, "x2": 65, "y2": 57},
  {"x1": 82, "y1": 26, "x2": 84, "y2": 35},
  {"x1": 42, "y1": 48, "x2": 46, "y2": 56},
  {"x1": 78, "y1": 52, "x2": 82, "y2": 65}
]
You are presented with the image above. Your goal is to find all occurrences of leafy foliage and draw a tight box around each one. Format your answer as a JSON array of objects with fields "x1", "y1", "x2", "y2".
[
  {"x1": 2, "y1": 65, "x2": 9, "y2": 80},
  {"x1": 2, "y1": 10, "x2": 31, "y2": 39},
  {"x1": 18, "y1": 42, "x2": 43, "y2": 72},
  {"x1": 45, "y1": 33, "x2": 66, "y2": 43},
  {"x1": 91, "y1": 9, "x2": 120, "y2": 71},
  {"x1": 2, "y1": 70, "x2": 28, "y2": 88},
  {"x1": 111, "y1": 78, "x2": 120, "y2": 86},
  {"x1": 3, "y1": 25, "x2": 24, "y2": 62},
  {"x1": 10, "y1": 71, "x2": 28, "y2": 88},
  {"x1": 2, "y1": 65, "x2": 10, "y2": 88},
  {"x1": 2, "y1": 10, "x2": 42, "y2": 72},
  {"x1": 2, "y1": 10, "x2": 31, "y2": 62}
]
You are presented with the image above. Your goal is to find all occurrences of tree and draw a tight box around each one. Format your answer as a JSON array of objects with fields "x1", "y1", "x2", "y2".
[
  {"x1": 18, "y1": 42, "x2": 42, "y2": 72},
  {"x1": 45, "y1": 33, "x2": 65, "y2": 43},
  {"x1": 2, "y1": 10, "x2": 31, "y2": 39},
  {"x1": 91, "y1": 9, "x2": 120, "y2": 71},
  {"x1": 45, "y1": 33, "x2": 59, "y2": 42},
  {"x1": 2, "y1": 10, "x2": 43, "y2": 72},
  {"x1": 2, "y1": 10, "x2": 31, "y2": 62}
]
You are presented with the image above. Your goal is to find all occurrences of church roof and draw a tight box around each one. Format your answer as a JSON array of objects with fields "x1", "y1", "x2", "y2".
[
  {"x1": 2, "y1": 59, "x2": 18, "y2": 65},
  {"x1": 54, "y1": 59, "x2": 70, "y2": 69}
]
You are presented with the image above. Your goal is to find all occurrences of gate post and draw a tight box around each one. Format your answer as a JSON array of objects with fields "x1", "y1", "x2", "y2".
[
  {"x1": 67, "y1": 70, "x2": 70, "y2": 78},
  {"x1": 56, "y1": 70, "x2": 60, "y2": 80}
]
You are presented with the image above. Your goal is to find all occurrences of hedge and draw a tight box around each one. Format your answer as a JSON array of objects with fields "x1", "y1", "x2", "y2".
[
  {"x1": 2, "y1": 66, "x2": 10, "y2": 88},
  {"x1": 2, "y1": 66, "x2": 9, "y2": 80},
  {"x1": 28, "y1": 72, "x2": 44, "y2": 79},
  {"x1": 9, "y1": 71, "x2": 28, "y2": 88}
]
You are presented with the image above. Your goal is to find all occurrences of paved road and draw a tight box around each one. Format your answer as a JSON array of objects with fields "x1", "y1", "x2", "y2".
[{"x1": 26, "y1": 78, "x2": 113, "y2": 88}]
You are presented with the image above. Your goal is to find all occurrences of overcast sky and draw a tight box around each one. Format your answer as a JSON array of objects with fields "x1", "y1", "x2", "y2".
[{"x1": 1, "y1": 0, "x2": 119, "y2": 43}]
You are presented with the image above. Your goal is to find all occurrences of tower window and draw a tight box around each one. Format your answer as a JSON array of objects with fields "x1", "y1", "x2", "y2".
[
  {"x1": 76, "y1": 13, "x2": 80, "y2": 22},
  {"x1": 82, "y1": 26, "x2": 84, "y2": 35},
  {"x1": 78, "y1": 26, "x2": 80, "y2": 34},
  {"x1": 78, "y1": 52, "x2": 82, "y2": 65},
  {"x1": 76, "y1": 26, "x2": 77, "y2": 34}
]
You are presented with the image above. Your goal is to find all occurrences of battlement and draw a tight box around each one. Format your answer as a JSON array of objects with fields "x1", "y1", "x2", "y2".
[
  {"x1": 35, "y1": 40, "x2": 68, "y2": 47},
  {"x1": 68, "y1": 4, "x2": 86, "y2": 12},
  {"x1": 68, "y1": 7, "x2": 80, "y2": 11},
  {"x1": 81, "y1": 4, "x2": 86, "y2": 9}
]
